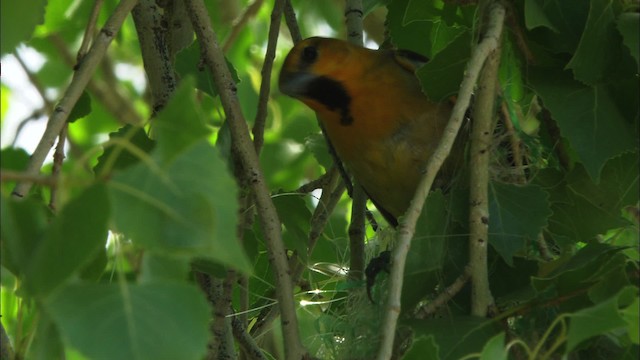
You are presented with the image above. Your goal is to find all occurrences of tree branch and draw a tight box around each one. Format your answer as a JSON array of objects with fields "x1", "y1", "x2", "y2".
[
  {"x1": 223, "y1": 0, "x2": 265, "y2": 52},
  {"x1": 132, "y1": 0, "x2": 178, "y2": 115},
  {"x1": 77, "y1": 0, "x2": 105, "y2": 62},
  {"x1": 468, "y1": 1, "x2": 502, "y2": 317},
  {"x1": 415, "y1": 266, "x2": 471, "y2": 318},
  {"x1": 48, "y1": 34, "x2": 143, "y2": 126},
  {"x1": 11, "y1": 0, "x2": 140, "y2": 199},
  {"x1": 252, "y1": 0, "x2": 285, "y2": 153},
  {"x1": 283, "y1": 0, "x2": 302, "y2": 44},
  {"x1": 375, "y1": 2, "x2": 505, "y2": 359},
  {"x1": 183, "y1": 1, "x2": 305, "y2": 358}
]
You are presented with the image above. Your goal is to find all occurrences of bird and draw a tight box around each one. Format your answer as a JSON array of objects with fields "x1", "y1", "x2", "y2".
[{"x1": 279, "y1": 37, "x2": 463, "y2": 226}]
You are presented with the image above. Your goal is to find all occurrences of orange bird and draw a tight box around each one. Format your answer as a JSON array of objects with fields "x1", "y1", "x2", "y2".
[{"x1": 279, "y1": 37, "x2": 462, "y2": 226}]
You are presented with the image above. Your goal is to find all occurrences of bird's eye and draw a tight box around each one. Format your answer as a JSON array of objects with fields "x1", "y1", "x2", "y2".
[{"x1": 301, "y1": 45, "x2": 318, "y2": 64}]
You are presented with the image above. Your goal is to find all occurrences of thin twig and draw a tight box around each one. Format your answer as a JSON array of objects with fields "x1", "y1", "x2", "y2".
[
  {"x1": 49, "y1": 34, "x2": 143, "y2": 125},
  {"x1": 13, "y1": 52, "x2": 54, "y2": 112},
  {"x1": 535, "y1": 231, "x2": 554, "y2": 261},
  {"x1": 415, "y1": 266, "x2": 471, "y2": 319},
  {"x1": 1, "y1": 170, "x2": 58, "y2": 187},
  {"x1": 230, "y1": 312, "x2": 268, "y2": 360},
  {"x1": 500, "y1": 101, "x2": 526, "y2": 184},
  {"x1": 375, "y1": 3, "x2": 506, "y2": 359},
  {"x1": 183, "y1": 1, "x2": 305, "y2": 358},
  {"x1": 252, "y1": 0, "x2": 285, "y2": 154},
  {"x1": 78, "y1": 0, "x2": 105, "y2": 62},
  {"x1": 49, "y1": 125, "x2": 68, "y2": 211},
  {"x1": 11, "y1": 0, "x2": 140, "y2": 199},
  {"x1": 283, "y1": 0, "x2": 302, "y2": 44},
  {"x1": 223, "y1": 0, "x2": 265, "y2": 52},
  {"x1": 295, "y1": 170, "x2": 333, "y2": 193}
]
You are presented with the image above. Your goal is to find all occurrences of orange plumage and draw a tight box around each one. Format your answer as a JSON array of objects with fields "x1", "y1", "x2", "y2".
[{"x1": 279, "y1": 37, "x2": 461, "y2": 226}]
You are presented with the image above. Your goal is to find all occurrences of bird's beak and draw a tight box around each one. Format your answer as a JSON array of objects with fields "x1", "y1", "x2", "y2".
[{"x1": 278, "y1": 70, "x2": 315, "y2": 98}]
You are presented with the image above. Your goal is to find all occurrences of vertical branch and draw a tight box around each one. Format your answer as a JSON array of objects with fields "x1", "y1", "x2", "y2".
[
  {"x1": 345, "y1": 0, "x2": 364, "y2": 46},
  {"x1": 344, "y1": 0, "x2": 366, "y2": 283},
  {"x1": 375, "y1": 3, "x2": 505, "y2": 359},
  {"x1": 132, "y1": 0, "x2": 178, "y2": 115},
  {"x1": 183, "y1": 1, "x2": 305, "y2": 359},
  {"x1": 468, "y1": 3, "x2": 502, "y2": 317},
  {"x1": 11, "y1": 0, "x2": 140, "y2": 199},
  {"x1": 252, "y1": 0, "x2": 285, "y2": 153}
]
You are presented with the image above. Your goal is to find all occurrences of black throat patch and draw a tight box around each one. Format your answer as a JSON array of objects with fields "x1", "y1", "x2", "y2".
[{"x1": 304, "y1": 76, "x2": 353, "y2": 126}]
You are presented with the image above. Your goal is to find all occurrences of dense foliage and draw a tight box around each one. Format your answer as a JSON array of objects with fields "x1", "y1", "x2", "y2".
[{"x1": 1, "y1": 0, "x2": 638, "y2": 359}]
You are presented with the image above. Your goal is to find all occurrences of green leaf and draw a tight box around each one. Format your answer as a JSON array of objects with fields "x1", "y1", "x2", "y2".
[
  {"x1": 410, "y1": 316, "x2": 498, "y2": 360},
  {"x1": 0, "y1": 0, "x2": 46, "y2": 55},
  {"x1": 109, "y1": 141, "x2": 250, "y2": 273},
  {"x1": 566, "y1": 0, "x2": 621, "y2": 84},
  {"x1": 45, "y1": 283, "x2": 210, "y2": 360},
  {"x1": 566, "y1": 286, "x2": 637, "y2": 352},
  {"x1": 488, "y1": 182, "x2": 551, "y2": 266},
  {"x1": 29, "y1": 312, "x2": 65, "y2": 360},
  {"x1": 139, "y1": 252, "x2": 191, "y2": 283},
  {"x1": 545, "y1": 157, "x2": 635, "y2": 243},
  {"x1": 25, "y1": 184, "x2": 110, "y2": 297},
  {"x1": 621, "y1": 297, "x2": 639, "y2": 345},
  {"x1": 417, "y1": 30, "x2": 472, "y2": 101},
  {"x1": 403, "y1": 0, "x2": 444, "y2": 24},
  {"x1": 403, "y1": 191, "x2": 449, "y2": 308},
  {"x1": 174, "y1": 42, "x2": 239, "y2": 99},
  {"x1": 153, "y1": 77, "x2": 211, "y2": 162},
  {"x1": 0, "y1": 196, "x2": 49, "y2": 278},
  {"x1": 305, "y1": 133, "x2": 333, "y2": 170},
  {"x1": 0, "y1": 147, "x2": 30, "y2": 171},
  {"x1": 479, "y1": 332, "x2": 507, "y2": 360},
  {"x1": 524, "y1": 0, "x2": 559, "y2": 32},
  {"x1": 529, "y1": 67, "x2": 637, "y2": 180},
  {"x1": 67, "y1": 91, "x2": 92, "y2": 123},
  {"x1": 617, "y1": 13, "x2": 640, "y2": 71},
  {"x1": 409, "y1": 190, "x2": 448, "y2": 271},
  {"x1": 404, "y1": 335, "x2": 439, "y2": 360},
  {"x1": 531, "y1": 243, "x2": 625, "y2": 294},
  {"x1": 273, "y1": 194, "x2": 312, "y2": 262},
  {"x1": 94, "y1": 125, "x2": 156, "y2": 176}
]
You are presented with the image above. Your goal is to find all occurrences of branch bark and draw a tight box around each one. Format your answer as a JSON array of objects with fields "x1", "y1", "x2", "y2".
[
  {"x1": 132, "y1": 0, "x2": 178, "y2": 115},
  {"x1": 375, "y1": 2, "x2": 505, "y2": 359},
  {"x1": 11, "y1": 0, "x2": 140, "y2": 199},
  {"x1": 468, "y1": 3, "x2": 502, "y2": 316},
  {"x1": 252, "y1": 0, "x2": 285, "y2": 153},
  {"x1": 183, "y1": 1, "x2": 305, "y2": 358}
]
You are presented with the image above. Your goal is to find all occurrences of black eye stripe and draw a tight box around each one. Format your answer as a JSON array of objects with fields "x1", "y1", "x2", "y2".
[{"x1": 304, "y1": 76, "x2": 353, "y2": 126}]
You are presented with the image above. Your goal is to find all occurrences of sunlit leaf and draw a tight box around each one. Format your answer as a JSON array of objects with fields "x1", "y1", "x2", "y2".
[
  {"x1": 46, "y1": 282, "x2": 210, "y2": 360},
  {"x1": 0, "y1": 0, "x2": 46, "y2": 55}
]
